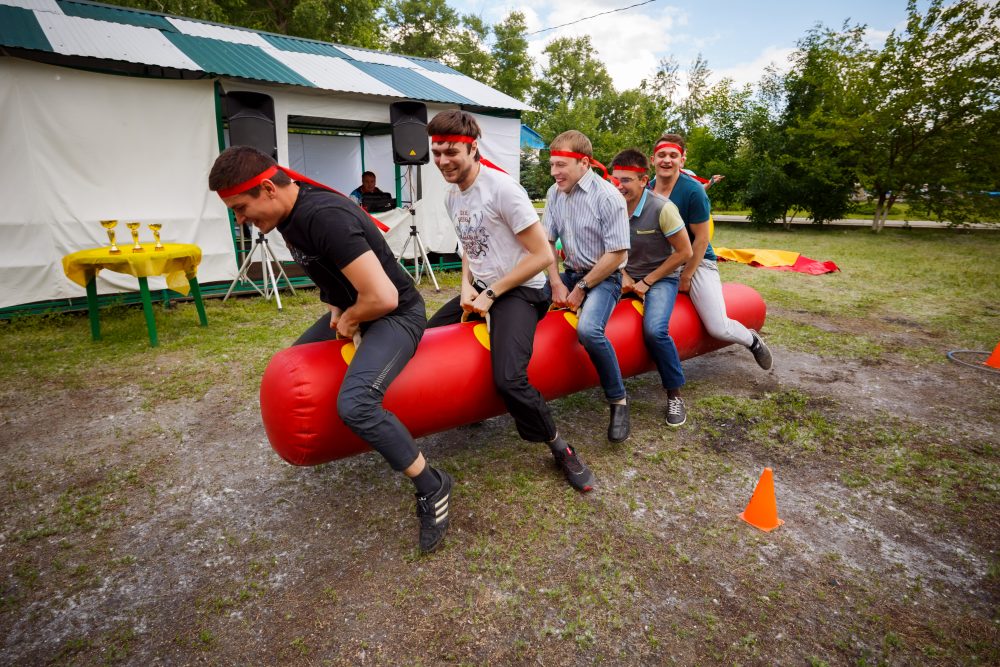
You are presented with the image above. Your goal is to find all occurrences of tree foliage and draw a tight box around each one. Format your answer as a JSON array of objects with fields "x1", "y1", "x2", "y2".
[
  {"x1": 491, "y1": 12, "x2": 534, "y2": 101},
  {"x1": 102, "y1": 0, "x2": 999, "y2": 223}
]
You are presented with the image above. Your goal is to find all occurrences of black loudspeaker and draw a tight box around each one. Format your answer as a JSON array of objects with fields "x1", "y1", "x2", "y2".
[
  {"x1": 226, "y1": 91, "x2": 277, "y2": 159},
  {"x1": 389, "y1": 101, "x2": 429, "y2": 165}
]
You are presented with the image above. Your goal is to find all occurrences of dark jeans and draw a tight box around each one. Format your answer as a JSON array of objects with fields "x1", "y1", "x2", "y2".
[
  {"x1": 427, "y1": 285, "x2": 557, "y2": 442},
  {"x1": 294, "y1": 302, "x2": 426, "y2": 471}
]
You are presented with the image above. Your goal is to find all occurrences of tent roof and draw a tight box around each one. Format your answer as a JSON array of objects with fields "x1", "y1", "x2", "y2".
[{"x1": 0, "y1": 0, "x2": 531, "y2": 112}]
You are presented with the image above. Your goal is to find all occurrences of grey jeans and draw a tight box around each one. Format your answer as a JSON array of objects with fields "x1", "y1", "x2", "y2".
[{"x1": 688, "y1": 258, "x2": 754, "y2": 348}]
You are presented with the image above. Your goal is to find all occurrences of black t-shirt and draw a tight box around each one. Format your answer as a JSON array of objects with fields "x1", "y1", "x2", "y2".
[{"x1": 277, "y1": 184, "x2": 422, "y2": 320}]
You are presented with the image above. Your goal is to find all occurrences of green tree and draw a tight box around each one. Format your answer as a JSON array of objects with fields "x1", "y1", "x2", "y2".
[
  {"x1": 779, "y1": 23, "x2": 870, "y2": 224},
  {"x1": 105, "y1": 0, "x2": 387, "y2": 48},
  {"x1": 287, "y1": 0, "x2": 386, "y2": 48},
  {"x1": 677, "y1": 54, "x2": 712, "y2": 133},
  {"x1": 385, "y1": 0, "x2": 460, "y2": 60},
  {"x1": 491, "y1": 11, "x2": 534, "y2": 101},
  {"x1": 858, "y1": 0, "x2": 1000, "y2": 230},
  {"x1": 530, "y1": 36, "x2": 614, "y2": 113},
  {"x1": 445, "y1": 14, "x2": 494, "y2": 82}
]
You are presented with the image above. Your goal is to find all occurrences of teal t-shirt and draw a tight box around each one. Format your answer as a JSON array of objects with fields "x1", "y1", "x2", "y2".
[{"x1": 648, "y1": 173, "x2": 716, "y2": 261}]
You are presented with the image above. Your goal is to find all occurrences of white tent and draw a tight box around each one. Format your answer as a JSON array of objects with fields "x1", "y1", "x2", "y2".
[{"x1": 0, "y1": 0, "x2": 529, "y2": 311}]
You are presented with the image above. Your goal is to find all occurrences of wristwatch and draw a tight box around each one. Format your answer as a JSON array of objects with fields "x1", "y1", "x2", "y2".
[
  {"x1": 575, "y1": 279, "x2": 589, "y2": 293},
  {"x1": 484, "y1": 288, "x2": 497, "y2": 300}
]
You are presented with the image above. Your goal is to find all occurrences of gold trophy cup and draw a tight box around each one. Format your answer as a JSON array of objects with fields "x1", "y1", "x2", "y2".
[
  {"x1": 126, "y1": 222, "x2": 144, "y2": 253},
  {"x1": 100, "y1": 220, "x2": 121, "y2": 254},
  {"x1": 148, "y1": 223, "x2": 164, "y2": 251}
]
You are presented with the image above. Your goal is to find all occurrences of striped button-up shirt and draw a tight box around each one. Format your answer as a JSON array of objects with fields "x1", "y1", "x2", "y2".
[{"x1": 544, "y1": 169, "x2": 630, "y2": 272}]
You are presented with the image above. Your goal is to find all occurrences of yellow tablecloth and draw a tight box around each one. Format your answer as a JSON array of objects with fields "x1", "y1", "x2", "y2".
[
  {"x1": 714, "y1": 247, "x2": 800, "y2": 268},
  {"x1": 62, "y1": 243, "x2": 202, "y2": 295}
]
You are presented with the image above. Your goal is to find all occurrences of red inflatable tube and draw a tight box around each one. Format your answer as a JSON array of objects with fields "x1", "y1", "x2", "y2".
[{"x1": 261, "y1": 282, "x2": 766, "y2": 466}]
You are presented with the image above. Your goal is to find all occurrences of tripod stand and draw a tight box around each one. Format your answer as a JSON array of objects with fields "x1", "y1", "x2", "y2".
[
  {"x1": 224, "y1": 230, "x2": 295, "y2": 310},
  {"x1": 398, "y1": 206, "x2": 440, "y2": 290},
  {"x1": 397, "y1": 164, "x2": 439, "y2": 290}
]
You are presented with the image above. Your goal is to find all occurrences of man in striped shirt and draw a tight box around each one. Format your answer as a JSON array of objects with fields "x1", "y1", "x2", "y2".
[{"x1": 544, "y1": 130, "x2": 633, "y2": 443}]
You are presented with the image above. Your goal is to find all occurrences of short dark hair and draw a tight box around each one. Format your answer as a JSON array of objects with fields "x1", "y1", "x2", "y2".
[
  {"x1": 654, "y1": 133, "x2": 686, "y2": 153},
  {"x1": 427, "y1": 109, "x2": 481, "y2": 140},
  {"x1": 209, "y1": 145, "x2": 291, "y2": 196},
  {"x1": 550, "y1": 130, "x2": 592, "y2": 158},
  {"x1": 427, "y1": 110, "x2": 481, "y2": 161},
  {"x1": 611, "y1": 149, "x2": 648, "y2": 172},
  {"x1": 362, "y1": 170, "x2": 376, "y2": 179}
]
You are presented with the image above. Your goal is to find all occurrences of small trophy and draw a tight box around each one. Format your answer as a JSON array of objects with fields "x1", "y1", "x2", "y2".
[
  {"x1": 100, "y1": 220, "x2": 121, "y2": 254},
  {"x1": 126, "y1": 222, "x2": 144, "y2": 253},
  {"x1": 148, "y1": 223, "x2": 164, "y2": 251}
]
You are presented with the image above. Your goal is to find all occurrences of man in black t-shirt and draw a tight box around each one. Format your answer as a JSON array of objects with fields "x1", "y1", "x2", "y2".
[{"x1": 209, "y1": 146, "x2": 453, "y2": 554}]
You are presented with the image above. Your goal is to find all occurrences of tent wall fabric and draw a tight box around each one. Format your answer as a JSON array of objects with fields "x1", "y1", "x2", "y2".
[
  {"x1": 0, "y1": 57, "x2": 235, "y2": 309},
  {"x1": 0, "y1": 0, "x2": 529, "y2": 311}
]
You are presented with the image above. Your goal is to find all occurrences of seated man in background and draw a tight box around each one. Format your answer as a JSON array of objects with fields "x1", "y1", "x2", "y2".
[{"x1": 350, "y1": 171, "x2": 384, "y2": 205}]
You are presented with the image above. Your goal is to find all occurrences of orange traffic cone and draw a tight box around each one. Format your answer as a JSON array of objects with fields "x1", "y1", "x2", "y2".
[
  {"x1": 985, "y1": 342, "x2": 1000, "y2": 369},
  {"x1": 739, "y1": 467, "x2": 784, "y2": 532}
]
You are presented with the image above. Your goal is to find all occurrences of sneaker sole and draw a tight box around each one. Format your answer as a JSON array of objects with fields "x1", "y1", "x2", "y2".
[{"x1": 667, "y1": 417, "x2": 686, "y2": 428}]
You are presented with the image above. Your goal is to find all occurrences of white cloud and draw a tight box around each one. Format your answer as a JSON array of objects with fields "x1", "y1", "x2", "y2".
[
  {"x1": 508, "y1": 0, "x2": 688, "y2": 90},
  {"x1": 711, "y1": 45, "x2": 796, "y2": 88}
]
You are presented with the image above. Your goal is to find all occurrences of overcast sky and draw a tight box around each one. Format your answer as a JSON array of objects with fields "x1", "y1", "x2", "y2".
[{"x1": 449, "y1": 0, "x2": 927, "y2": 92}]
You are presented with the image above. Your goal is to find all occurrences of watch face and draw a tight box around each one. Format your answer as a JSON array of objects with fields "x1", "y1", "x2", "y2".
[
  {"x1": 576, "y1": 280, "x2": 588, "y2": 291},
  {"x1": 485, "y1": 289, "x2": 496, "y2": 299}
]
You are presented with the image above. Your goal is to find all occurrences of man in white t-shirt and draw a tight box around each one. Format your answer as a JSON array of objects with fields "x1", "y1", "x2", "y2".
[{"x1": 425, "y1": 110, "x2": 594, "y2": 492}]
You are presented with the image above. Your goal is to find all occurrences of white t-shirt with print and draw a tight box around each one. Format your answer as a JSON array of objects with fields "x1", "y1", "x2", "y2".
[{"x1": 445, "y1": 164, "x2": 546, "y2": 289}]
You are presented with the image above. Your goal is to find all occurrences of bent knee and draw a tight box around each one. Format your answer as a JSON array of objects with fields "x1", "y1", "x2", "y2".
[{"x1": 337, "y1": 392, "x2": 380, "y2": 429}]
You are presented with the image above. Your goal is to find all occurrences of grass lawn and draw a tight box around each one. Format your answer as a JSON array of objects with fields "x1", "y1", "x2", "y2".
[{"x1": 0, "y1": 224, "x2": 997, "y2": 665}]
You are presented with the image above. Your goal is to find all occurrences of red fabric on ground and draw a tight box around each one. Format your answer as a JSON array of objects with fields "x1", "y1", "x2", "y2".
[{"x1": 718, "y1": 253, "x2": 839, "y2": 274}]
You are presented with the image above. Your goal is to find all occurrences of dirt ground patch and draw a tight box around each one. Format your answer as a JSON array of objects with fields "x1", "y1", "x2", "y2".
[{"x1": 1, "y1": 291, "x2": 997, "y2": 665}]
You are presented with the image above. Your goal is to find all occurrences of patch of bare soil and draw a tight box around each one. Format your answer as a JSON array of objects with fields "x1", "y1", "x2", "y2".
[{"x1": 1, "y1": 307, "x2": 997, "y2": 665}]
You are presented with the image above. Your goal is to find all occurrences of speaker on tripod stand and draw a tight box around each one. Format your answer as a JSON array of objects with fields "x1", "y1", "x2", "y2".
[
  {"x1": 389, "y1": 101, "x2": 439, "y2": 290},
  {"x1": 221, "y1": 90, "x2": 295, "y2": 309}
]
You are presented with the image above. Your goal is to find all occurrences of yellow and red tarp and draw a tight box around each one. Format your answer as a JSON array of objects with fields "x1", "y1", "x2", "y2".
[{"x1": 715, "y1": 247, "x2": 839, "y2": 275}]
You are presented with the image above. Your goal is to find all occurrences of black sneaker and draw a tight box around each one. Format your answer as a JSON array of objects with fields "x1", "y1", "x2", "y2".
[
  {"x1": 553, "y1": 446, "x2": 595, "y2": 492},
  {"x1": 666, "y1": 396, "x2": 687, "y2": 427},
  {"x1": 749, "y1": 330, "x2": 773, "y2": 370},
  {"x1": 415, "y1": 469, "x2": 452, "y2": 553}
]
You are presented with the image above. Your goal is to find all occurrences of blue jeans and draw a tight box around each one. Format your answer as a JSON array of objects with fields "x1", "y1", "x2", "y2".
[
  {"x1": 642, "y1": 276, "x2": 685, "y2": 390},
  {"x1": 561, "y1": 270, "x2": 626, "y2": 402}
]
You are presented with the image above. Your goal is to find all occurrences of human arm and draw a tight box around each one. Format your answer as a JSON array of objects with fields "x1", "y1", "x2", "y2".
[
  {"x1": 335, "y1": 250, "x2": 399, "y2": 337},
  {"x1": 621, "y1": 269, "x2": 636, "y2": 295},
  {"x1": 633, "y1": 201, "x2": 693, "y2": 299},
  {"x1": 565, "y1": 249, "x2": 628, "y2": 311},
  {"x1": 460, "y1": 252, "x2": 479, "y2": 313},
  {"x1": 679, "y1": 221, "x2": 709, "y2": 293},
  {"x1": 469, "y1": 222, "x2": 553, "y2": 315},
  {"x1": 547, "y1": 242, "x2": 569, "y2": 307},
  {"x1": 327, "y1": 304, "x2": 344, "y2": 329}
]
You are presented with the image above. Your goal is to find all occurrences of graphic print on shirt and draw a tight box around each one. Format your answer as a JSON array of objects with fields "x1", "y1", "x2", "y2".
[{"x1": 456, "y1": 209, "x2": 489, "y2": 259}]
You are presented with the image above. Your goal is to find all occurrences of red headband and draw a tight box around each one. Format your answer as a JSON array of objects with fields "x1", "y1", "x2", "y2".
[
  {"x1": 216, "y1": 164, "x2": 389, "y2": 232},
  {"x1": 430, "y1": 134, "x2": 475, "y2": 144},
  {"x1": 429, "y1": 134, "x2": 509, "y2": 175},
  {"x1": 612, "y1": 165, "x2": 647, "y2": 174},
  {"x1": 550, "y1": 150, "x2": 620, "y2": 186},
  {"x1": 653, "y1": 142, "x2": 684, "y2": 156},
  {"x1": 217, "y1": 165, "x2": 279, "y2": 198}
]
